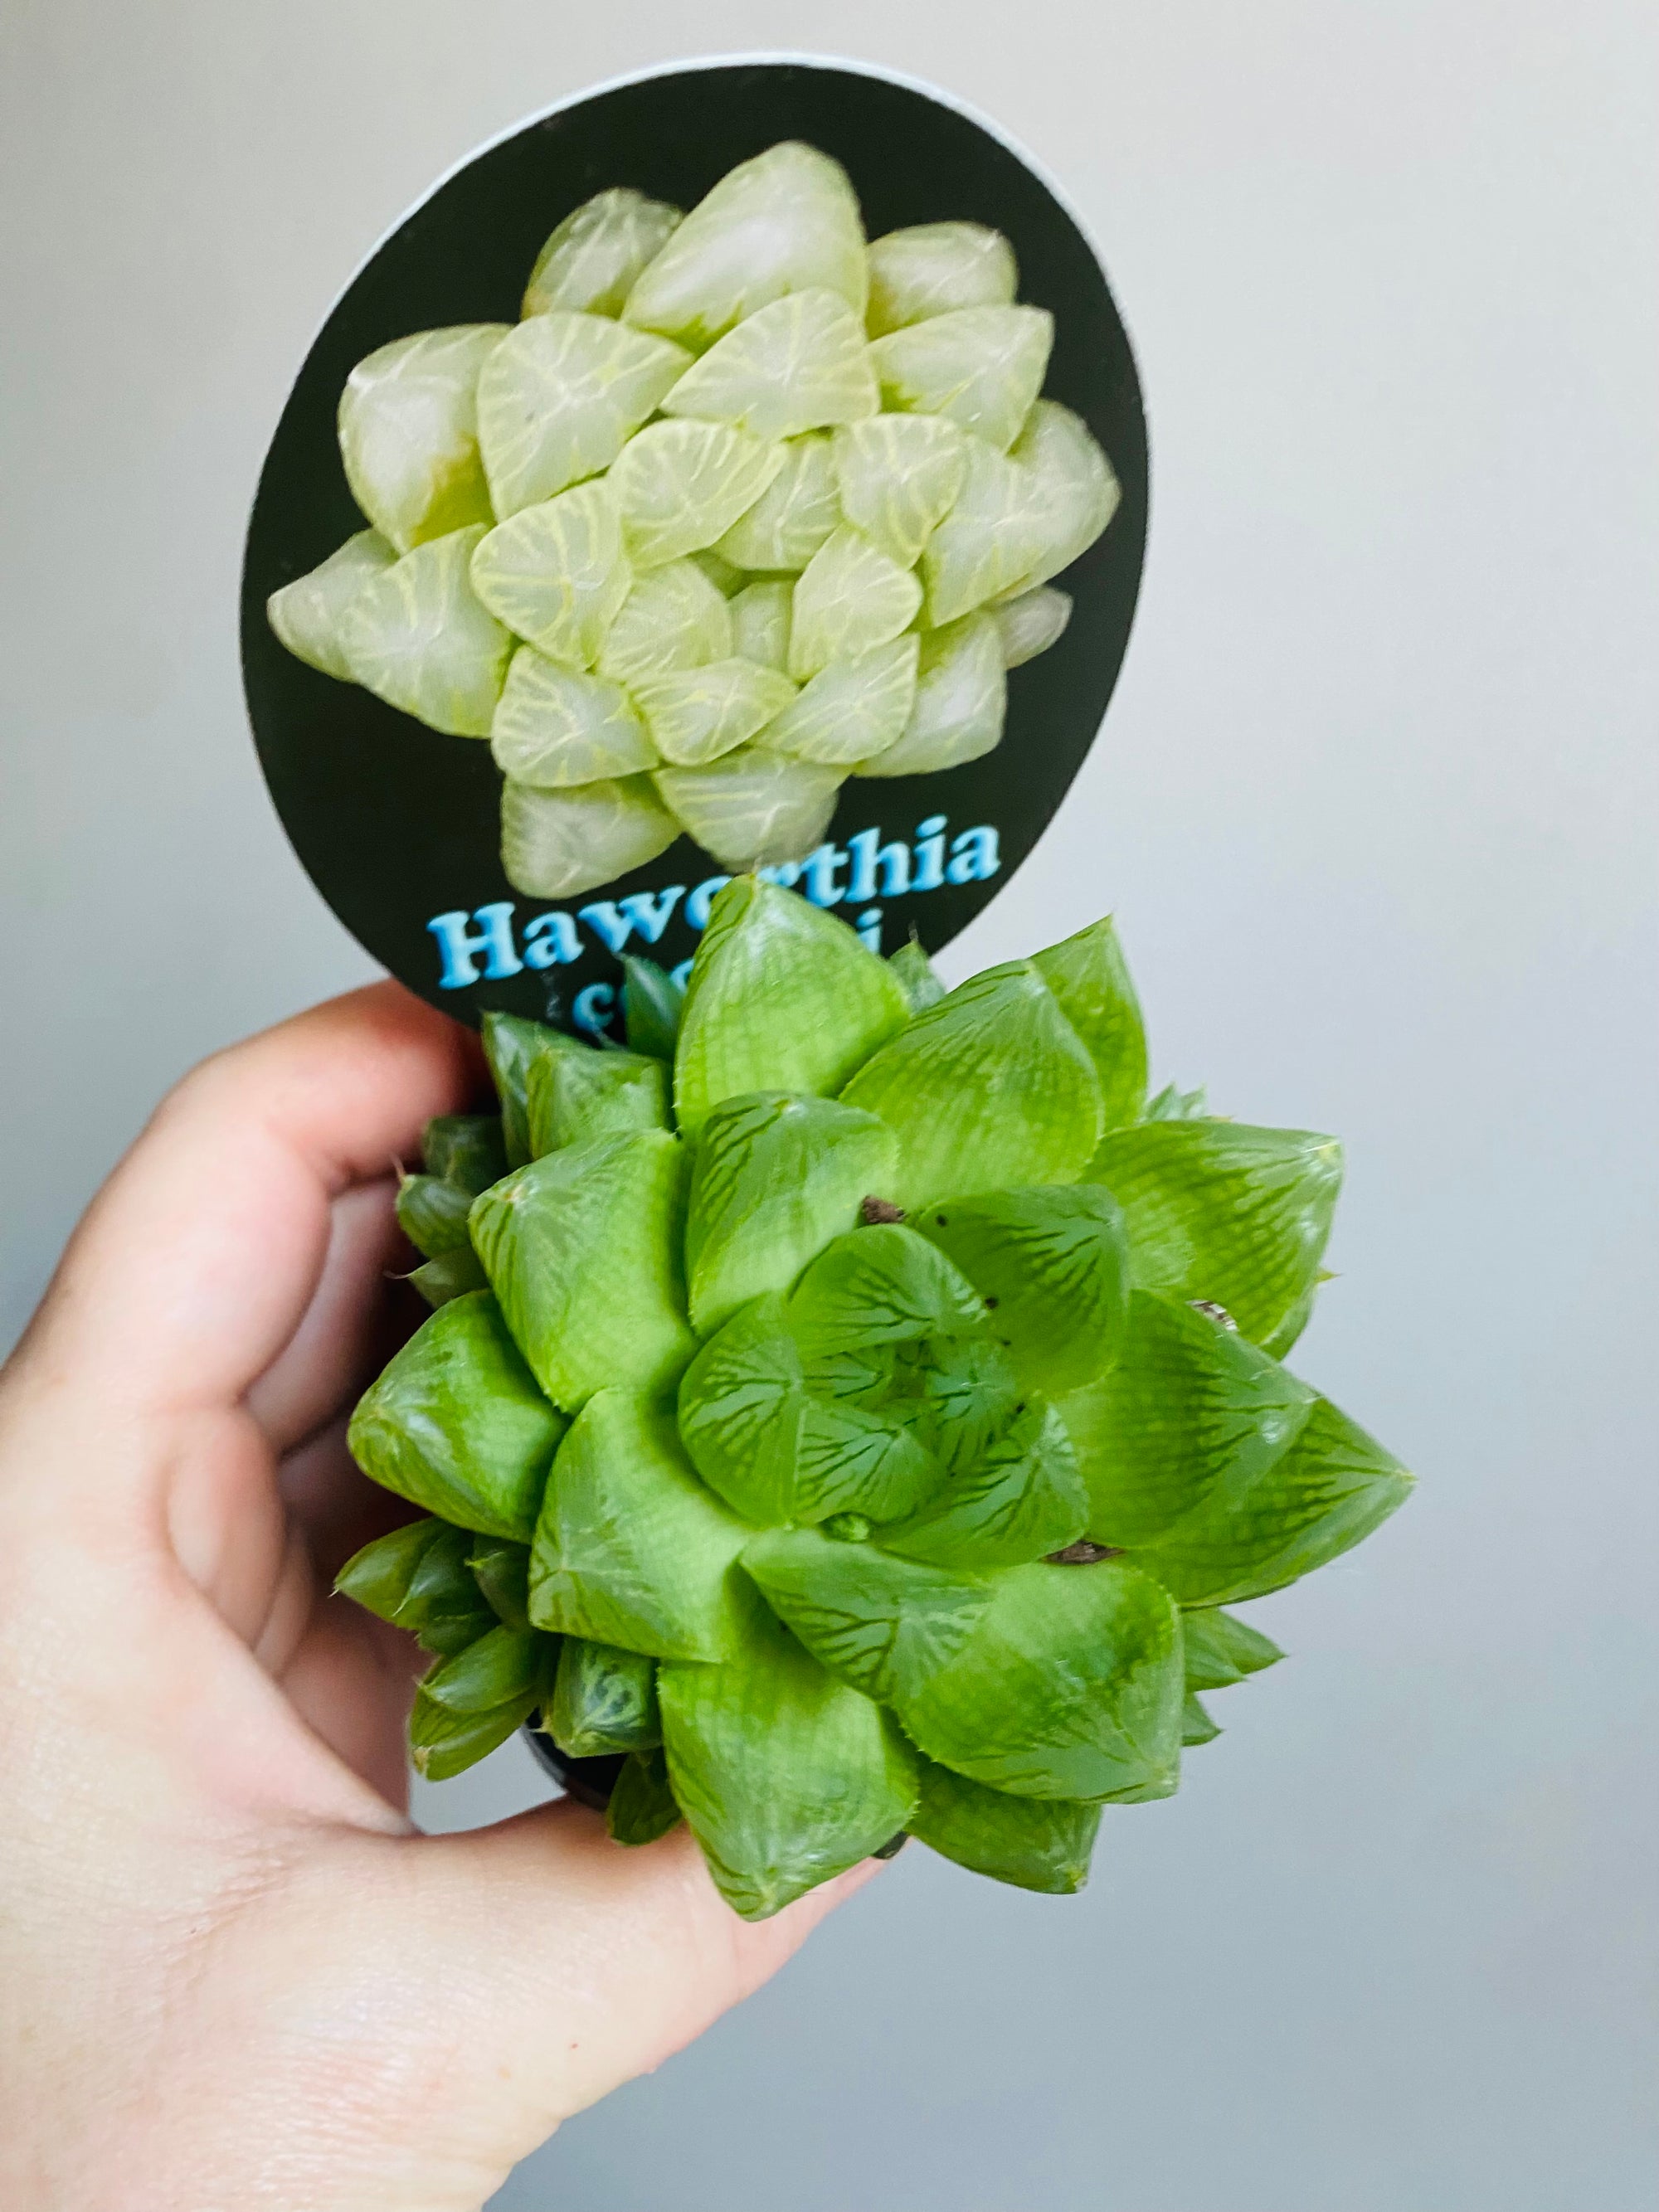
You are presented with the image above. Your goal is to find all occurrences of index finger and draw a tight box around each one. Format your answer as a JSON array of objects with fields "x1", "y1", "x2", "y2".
[{"x1": 4, "y1": 982, "x2": 481, "y2": 1422}]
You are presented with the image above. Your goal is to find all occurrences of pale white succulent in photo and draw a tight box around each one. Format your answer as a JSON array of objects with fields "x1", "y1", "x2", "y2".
[{"x1": 268, "y1": 143, "x2": 1121, "y2": 898}]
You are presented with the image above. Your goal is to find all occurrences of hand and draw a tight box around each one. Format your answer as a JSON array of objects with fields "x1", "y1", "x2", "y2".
[{"x1": 0, "y1": 984, "x2": 878, "y2": 2212}]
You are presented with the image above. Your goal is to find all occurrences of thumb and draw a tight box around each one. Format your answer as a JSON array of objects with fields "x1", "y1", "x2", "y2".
[{"x1": 330, "y1": 1799, "x2": 880, "y2": 2205}]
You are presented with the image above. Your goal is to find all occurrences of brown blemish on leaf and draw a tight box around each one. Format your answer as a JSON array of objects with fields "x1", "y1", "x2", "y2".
[
  {"x1": 1189, "y1": 1299, "x2": 1238, "y2": 1330},
  {"x1": 860, "y1": 1195, "x2": 907, "y2": 1225}
]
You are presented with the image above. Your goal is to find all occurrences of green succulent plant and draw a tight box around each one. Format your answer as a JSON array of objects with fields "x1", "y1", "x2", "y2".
[
  {"x1": 267, "y1": 143, "x2": 1118, "y2": 898},
  {"x1": 339, "y1": 883, "x2": 1410, "y2": 1917}
]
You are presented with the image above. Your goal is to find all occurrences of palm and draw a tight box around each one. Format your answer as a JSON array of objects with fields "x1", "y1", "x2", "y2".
[{"x1": 0, "y1": 982, "x2": 868, "y2": 2212}]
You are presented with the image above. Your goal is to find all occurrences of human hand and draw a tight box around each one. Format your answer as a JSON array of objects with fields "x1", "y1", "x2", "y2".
[{"x1": 0, "y1": 984, "x2": 878, "y2": 2212}]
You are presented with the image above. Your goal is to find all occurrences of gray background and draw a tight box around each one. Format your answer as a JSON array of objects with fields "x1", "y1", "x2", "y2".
[{"x1": 3, "y1": 5, "x2": 1657, "y2": 2207}]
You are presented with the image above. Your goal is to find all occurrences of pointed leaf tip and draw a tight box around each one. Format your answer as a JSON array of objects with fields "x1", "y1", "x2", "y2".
[
  {"x1": 659, "y1": 1601, "x2": 918, "y2": 1920},
  {"x1": 910, "y1": 1761, "x2": 1101, "y2": 1894},
  {"x1": 529, "y1": 1390, "x2": 752, "y2": 1661},
  {"x1": 1092, "y1": 1120, "x2": 1343, "y2": 1347},
  {"x1": 674, "y1": 878, "x2": 909, "y2": 1137},
  {"x1": 347, "y1": 1292, "x2": 563, "y2": 1541},
  {"x1": 1034, "y1": 916, "x2": 1147, "y2": 1133},
  {"x1": 685, "y1": 1091, "x2": 899, "y2": 1336},
  {"x1": 469, "y1": 1130, "x2": 695, "y2": 1412},
  {"x1": 838, "y1": 961, "x2": 1104, "y2": 1209}
]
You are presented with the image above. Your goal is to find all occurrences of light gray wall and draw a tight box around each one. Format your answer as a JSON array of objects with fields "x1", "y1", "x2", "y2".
[{"x1": 4, "y1": 5, "x2": 1657, "y2": 2207}]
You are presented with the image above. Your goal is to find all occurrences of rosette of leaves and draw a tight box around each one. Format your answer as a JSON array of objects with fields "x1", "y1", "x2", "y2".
[
  {"x1": 337, "y1": 882, "x2": 1412, "y2": 1919},
  {"x1": 267, "y1": 143, "x2": 1118, "y2": 899}
]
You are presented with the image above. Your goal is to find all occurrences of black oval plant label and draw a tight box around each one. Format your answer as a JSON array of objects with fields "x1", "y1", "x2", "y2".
[{"x1": 241, "y1": 59, "x2": 1148, "y2": 1037}]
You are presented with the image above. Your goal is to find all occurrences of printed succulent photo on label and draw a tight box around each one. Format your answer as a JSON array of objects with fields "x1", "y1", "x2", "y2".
[{"x1": 242, "y1": 61, "x2": 1147, "y2": 1030}]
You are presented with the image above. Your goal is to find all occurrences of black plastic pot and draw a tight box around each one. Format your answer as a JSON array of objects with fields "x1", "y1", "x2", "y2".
[{"x1": 523, "y1": 1728, "x2": 626, "y2": 1811}]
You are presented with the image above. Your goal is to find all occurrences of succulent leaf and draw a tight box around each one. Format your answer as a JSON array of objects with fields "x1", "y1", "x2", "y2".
[
  {"x1": 266, "y1": 528, "x2": 395, "y2": 682},
  {"x1": 499, "y1": 774, "x2": 681, "y2": 900},
  {"x1": 524, "y1": 1044, "x2": 670, "y2": 1156},
  {"x1": 994, "y1": 584, "x2": 1072, "y2": 668},
  {"x1": 728, "y1": 580, "x2": 794, "y2": 671},
  {"x1": 608, "y1": 418, "x2": 786, "y2": 569},
  {"x1": 920, "y1": 435, "x2": 1053, "y2": 626},
  {"x1": 469, "y1": 1130, "x2": 695, "y2": 1412},
  {"x1": 1091, "y1": 1121, "x2": 1343, "y2": 1347},
  {"x1": 659, "y1": 1600, "x2": 919, "y2": 1919},
  {"x1": 337, "y1": 324, "x2": 507, "y2": 552},
  {"x1": 397, "y1": 1171, "x2": 474, "y2": 1258},
  {"x1": 476, "y1": 312, "x2": 692, "y2": 517},
  {"x1": 909, "y1": 1760, "x2": 1101, "y2": 1894},
  {"x1": 786, "y1": 525, "x2": 923, "y2": 679},
  {"x1": 757, "y1": 635, "x2": 921, "y2": 767},
  {"x1": 411, "y1": 1691, "x2": 539, "y2": 1781},
  {"x1": 858, "y1": 612, "x2": 1005, "y2": 778},
  {"x1": 890, "y1": 1558, "x2": 1184, "y2": 1801},
  {"x1": 606, "y1": 1747, "x2": 684, "y2": 1845},
  {"x1": 422, "y1": 1114, "x2": 508, "y2": 1192},
  {"x1": 677, "y1": 1293, "x2": 810, "y2": 1526},
  {"x1": 347, "y1": 1291, "x2": 565, "y2": 1540},
  {"x1": 410, "y1": 1249, "x2": 489, "y2": 1307},
  {"x1": 685, "y1": 1091, "x2": 900, "y2": 1336},
  {"x1": 622, "y1": 141, "x2": 868, "y2": 350},
  {"x1": 877, "y1": 1400, "x2": 1088, "y2": 1568},
  {"x1": 1033, "y1": 916, "x2": 1148, "y2": 1134},
  {"x1": 549, "y1": 1636, "x2": 662, "y2": 1755},
  {"x1": 408, "y1": 1613, "x2": 557, "y2": 1773},
  {"x1": 528, "y1": 1390, "x2": 754, "y2": 1660},
  {"x1": 406, "y1": 1523, "x2": 506, "y2": 1653},
  {"x1": 468, "y1": 1535, "x2": 533, "y2": 1629},
  {"x1": 674, "y1": 879, "x2": 910, "y2": 1138},
  {"x1": 1059, "y1": 1291, "x2": 1314, "y2": 1548},
  {"x1": 1004, "y1": 400, "x2": 1121, "y2": 593},
  {"x1": 336, "y1": 1517, "x2": 497, "y2": 1656},
  {"x1": 885, "y1": 1332, "x2": 1024, "y2": 1474},
  {"x1": 480, "y1": 1011, "x2": 582, "y2": 1166},
  {"x1": 523, "y1": 188, "x2": 683, "y2": 319},
  {"x1": 714, "y1": 435, "x2": 840, "y2": 571},
  {"x1": 1121, "y1": 1393, "x2": 1413, "y2": 1606},
  {"x1": 912, "y1": 1184, "x2": 1131, "y2": 1396},
  {"x1": 630, "y1": 659, "x2": 797, "y2": 767},
  {"x1": 838, "y1": 962, "x2": 1103, "y2": 1208},
  {"x1": 661, "y1": 289, "x2": 878, "y2": 440},
  {"x1": 741, "y1": 1528, "x2": 994, "y2": 1703},
  {"x1": 888, "y1": 939, "x2": 946, "y2": 1012},
  {"x1": 1181, "y1": 1606, "x2": 1284, "y2": 1691},
  {"x1": 1181, "y1": 1693, "x2": 1221, "y2": 1747},
  {"x1": 338, "y1": 526, "x2": 515, "y2": 737},
  {"x1": 870, "y1": 304, "x2": 1053, "y2": 453},
  {"x1": 420, "y1": 1621, "x2": 546, "y2": 1714},
  {"x1": 831, "y1": 413, "x2": 967, "y2": 566},
  {"x1": 653, "y1": 751, "x2": 844, "y2": 872},
  {"x1": 621, "y1": 955, "x2": 684, "y2": 1059},
  {"x1": 490, "y1": 655, "x2": 656, "y2": 788},
  {"x1": 864, "y1": 221, "x2": 1019, "y2": 337},
  {"x1": 1145, "y1": 1081, "x2": 1209, "y2": 1122},
  {"x1": 336, "y1": 1516, "x2": 444, "y2": 1623},
  {"x1": 596, "y1": 558, "x2": 734, "y2": 686},
  {"x1": 794, "y1": 1396, "x2": 944, "y2": 1524},
  {"x1": 786, "y1": 1224, "x2": 985, "y2": 1359},
  {"x1": 469, "y1": 479, "x2": 632, "y2": 664},
  {"x1": 1258, "y1": 1279, "x2": 1321, "y2": 1360}
]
